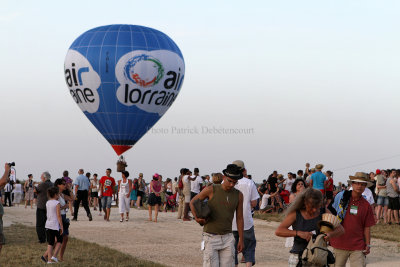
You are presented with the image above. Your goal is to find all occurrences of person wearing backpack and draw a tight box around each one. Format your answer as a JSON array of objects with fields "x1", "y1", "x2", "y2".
[
  {"x1": 330, "y1": 172, "x2": 376, "y2": 267},
  {"x1": 275, "y1": 188, "x2": 344, "y2": 267}
]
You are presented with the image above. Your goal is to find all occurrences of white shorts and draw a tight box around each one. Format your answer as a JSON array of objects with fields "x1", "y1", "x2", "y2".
[{"x1": 203, "y1": 232, "x2": 235, "y2": 267}]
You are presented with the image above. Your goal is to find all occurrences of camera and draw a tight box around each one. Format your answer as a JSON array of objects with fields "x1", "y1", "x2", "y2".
[{"x1": 7, "y1": 162, "x2": 15, "y2": 167}]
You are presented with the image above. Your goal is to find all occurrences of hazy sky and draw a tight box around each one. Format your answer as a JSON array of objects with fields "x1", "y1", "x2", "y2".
[{"x1": 1, "y1": 1, "x2": 400, "y2": 184}]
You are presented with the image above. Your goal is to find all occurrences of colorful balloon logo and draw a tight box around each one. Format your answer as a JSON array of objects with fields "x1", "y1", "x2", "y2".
[{"x1": 64, "y1": 25, "x2": 185, "y2": 155}]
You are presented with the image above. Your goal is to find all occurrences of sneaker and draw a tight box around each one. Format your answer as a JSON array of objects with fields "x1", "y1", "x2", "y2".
[
  {"x1": 88, "y1": 214, "x2": 93, "y2": 221},
  {"x1": 41, "y1": 256, "x2": 47, "y2": 263},
  {"x1": 98, "y1": 212, "x2": 102, "y2": 216},
  {"x1": 51, "y1": 257, "x2": 59, "y2": 262},
  {"x1": 126, "y1": 217, "x2": 129, "y2": 221},
  {"x1": 72, "y1": 218, "x2": 77, "y2": 221},
  {"x1": 120, "y1": 218, "x2": 123, "y2": 222}
]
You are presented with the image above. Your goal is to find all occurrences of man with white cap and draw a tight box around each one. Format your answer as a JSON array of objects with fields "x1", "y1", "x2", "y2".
[
  {"x1": 330, "y1": 172, "x2": 376, "y2": 267},
  {"x1": 231, "y1": 160, "x2": 259, "y2": 267}
]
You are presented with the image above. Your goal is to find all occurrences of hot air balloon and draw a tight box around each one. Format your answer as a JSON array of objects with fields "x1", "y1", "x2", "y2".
[{"x1": 64, "y1": 25, "x2": 185, "y2": 156}]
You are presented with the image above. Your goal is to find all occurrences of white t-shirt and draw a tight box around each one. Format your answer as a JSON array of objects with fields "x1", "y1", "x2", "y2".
[
  {"x1": 260, "y1": 193, "x2": 271, "y2": 209},
  {"x1": 285, "y1": 178, "x2": 295, "y2": 193},
  {"x1": 45, "y1": 199, "x2": 60, "y2": 231},
  {"x1": 190, "y1": 175, "x2": 202, "y2": 194},
  {"x1": 232, "y1": 178, "x2": 259, "y2": 231}
]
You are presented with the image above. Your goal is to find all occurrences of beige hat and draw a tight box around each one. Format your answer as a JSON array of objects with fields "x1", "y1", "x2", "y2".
[
  {"x1": 138, "y1": 173, "x2": 143, "y2": 177},
  {"x1": 232, "y1": 160, "x2": 245, "y2": 170},
  {"x1": 315, "y1": 164, "x2": 324, "y2": 170},
  {"x1": 318, "y1": 213, "x2": 340, "y2": 233},
  {"x1": 347, "y1": 172, "x2": 373, "y2": 187}
]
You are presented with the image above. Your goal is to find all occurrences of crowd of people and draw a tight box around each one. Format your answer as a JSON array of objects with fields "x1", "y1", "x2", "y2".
[{"x1": 0, "y1": 161, "x2": 395, "y2": 266}]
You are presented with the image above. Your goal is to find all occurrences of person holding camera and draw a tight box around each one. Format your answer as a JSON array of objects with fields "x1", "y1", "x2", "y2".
[{"x1": 0, "y1": 163, "x2": 12, "y2": 254}]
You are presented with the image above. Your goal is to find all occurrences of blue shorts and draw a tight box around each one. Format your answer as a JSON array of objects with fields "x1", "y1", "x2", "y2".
[
  {"x1": 101, "y1": 196, "x2": 112, "y2": 209},
  {"x1": 377, "y1": 196, "x2": 389, "y2": 206},
  {"x1": 61, "y1": 214, "x2": 69, "y2": 236},
  {"x1": 233, "y1": 226, "x2": 256, "y2": 265}
]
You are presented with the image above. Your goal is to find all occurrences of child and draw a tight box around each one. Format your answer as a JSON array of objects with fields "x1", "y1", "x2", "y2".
[{"x1": 41, "y1": 187, "x2": 63, "y2": 264}]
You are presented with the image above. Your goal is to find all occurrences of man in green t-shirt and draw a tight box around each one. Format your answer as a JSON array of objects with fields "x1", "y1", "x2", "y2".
[{"x1": 190, "y1": 164, "x2": 244, "y2": 267}]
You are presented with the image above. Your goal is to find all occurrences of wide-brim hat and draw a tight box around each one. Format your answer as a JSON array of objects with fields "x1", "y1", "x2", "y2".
[
  {"x1": 347, "y1": 172, "x2": 373, "y2": 187},
  {"x1": 317, "y1": 213, "x2": 340, "y2": 233},
  {"x1": 315, "y1": 164, "x2": 324, "y2": 170},
  {"x1": 222, "y1": 164, "x2": 243, "y2": 180}
]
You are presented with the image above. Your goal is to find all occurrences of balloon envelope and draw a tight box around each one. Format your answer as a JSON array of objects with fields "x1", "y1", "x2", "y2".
[{"x1": 64, "y1": 25, "x2": 185, "y2": 155}]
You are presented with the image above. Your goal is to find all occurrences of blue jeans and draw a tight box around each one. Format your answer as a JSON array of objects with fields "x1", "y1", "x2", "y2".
[
  {"x1": 233, "y1": 226, "x2": 256, "y2": 265},
  {"x1": 101, "y1": 196, "x2": 112, "y2": 209}
]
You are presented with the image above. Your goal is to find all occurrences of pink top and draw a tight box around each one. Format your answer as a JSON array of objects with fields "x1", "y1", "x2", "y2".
[{"x1": 151, "y1": 180, "x2": 161, "y2": 193}]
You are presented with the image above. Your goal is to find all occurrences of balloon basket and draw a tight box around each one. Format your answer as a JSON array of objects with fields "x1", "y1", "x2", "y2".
[{"x1": 117, "y1": 156, "x2": 128, "y2": 172}]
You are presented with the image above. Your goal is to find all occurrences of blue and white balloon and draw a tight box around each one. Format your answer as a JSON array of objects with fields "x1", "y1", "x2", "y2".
[{"x1": 64, "y1": 25, "x2": 185, "y2": 155}]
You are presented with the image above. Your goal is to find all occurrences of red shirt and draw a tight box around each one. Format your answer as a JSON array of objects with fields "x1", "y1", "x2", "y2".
[
  {"x1": 99, "y1": 176, "x2": 116, "y2": 197},
  {"x1": 326, "y1": 177, "x2": 334, "y2": 191},
  {"x1": 330, "y1": 196, "x2": 375, "y2": 251}
]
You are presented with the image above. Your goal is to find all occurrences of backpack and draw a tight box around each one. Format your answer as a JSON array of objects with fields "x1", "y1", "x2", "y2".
[{"x1": 297, "y1": 234, "x2": 335, "y2": 267}]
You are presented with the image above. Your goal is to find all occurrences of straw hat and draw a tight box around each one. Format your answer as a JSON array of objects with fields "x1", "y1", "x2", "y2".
[
  {"x1": 317, "y1": 213, "x2": 340, "y2": 234},
  {"x1": 315, "y1": 164, "x2": 324, "y2": 170},
  {"x1": 347, "y1": 172, "x2": 373, "y2": 187}
]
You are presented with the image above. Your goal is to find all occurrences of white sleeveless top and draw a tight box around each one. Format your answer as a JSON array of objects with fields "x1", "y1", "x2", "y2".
[
  {"x1": 59, "y1": 194, "x2": 66, "y2": 216},
  {"x1": 45, "y1": 199, "x2": 60, "y2": 231},
  {"x1": 13, "y1": 183, "x2": 23, "y2": 193},
  {"x1": 119, "y1": 180, "x2": 130, "y2": 196}
]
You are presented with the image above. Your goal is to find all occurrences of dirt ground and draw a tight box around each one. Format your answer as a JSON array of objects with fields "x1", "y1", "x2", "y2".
[{"x1": 3, "y1": 205, "x2": 400, "y2": 266}]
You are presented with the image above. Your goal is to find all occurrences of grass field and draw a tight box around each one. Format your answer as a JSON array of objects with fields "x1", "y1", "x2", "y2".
[
  {"x1": 371, "y1": 223, "x2": 400, "y2": 243},
  {"x1": 2, "y1": 224, "x2": 166, "y2": 267}
]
